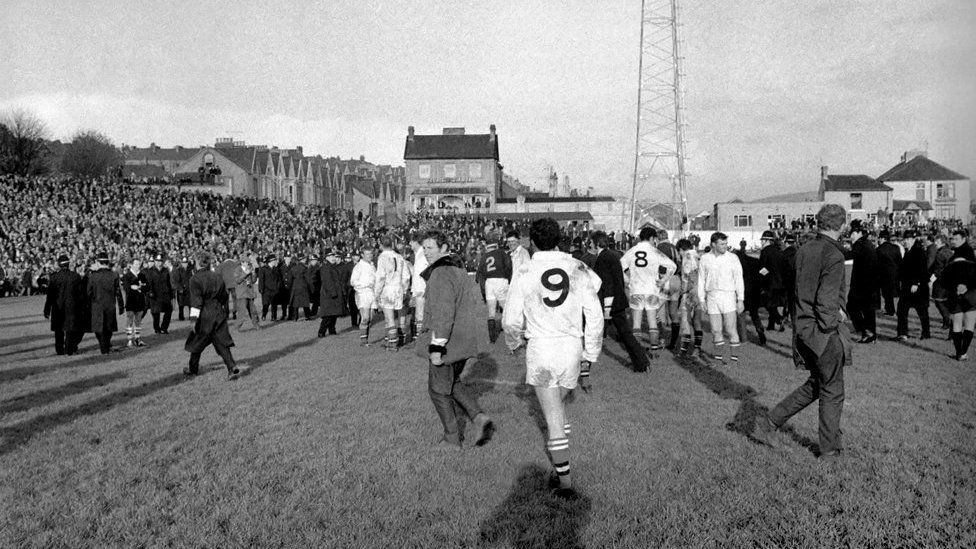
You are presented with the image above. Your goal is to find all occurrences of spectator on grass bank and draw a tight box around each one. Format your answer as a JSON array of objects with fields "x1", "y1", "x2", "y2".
[
  {"x1": 417, "y1": 229, "x2": 493, "y2": 449},
  {"x1": 183, "y1": 252, "x2": 241, "y2": 380},
  {"x1": 503, "y1": 218, "x2": 604, "y2": 497},
  {"x1": 756, "y1": 204, "x2": 853, "y2": 459}
]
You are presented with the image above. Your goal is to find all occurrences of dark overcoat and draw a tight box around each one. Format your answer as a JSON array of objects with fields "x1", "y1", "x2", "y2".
[
  {"x1": 122, "y1": 270, "x2": 148, "y2": 312},
  {"x1": 318, "y1": 262, "x2": 348, "y2": 317},
  {"x1": 877, "y1": 241, "x2": 902, "y2": 286},
  {"x1": 145, "y1": 266, "x2": 174, "y2": 313},
  {"x1": 899, "y1": 241, "x2": 930, "y2": 299},
  {"x1": 849, "y1": 235, "x2": 880, "y2": 309},
  {"x1": 593, "y1": 248, "x2": 628, "y2": 316},
  {"x1": 184, "y1": 269, "x2": 235, "y2": 353},
  {"x1": 289, "y1": 262, "x2": 311, "y2": 308},
  {"x1": 44, "y1": 267, "x2": 85, "y2": 332},
  {"x1": 257, "y1": 264, "x2": 282, "y2": 297},
  {"x1": 88, "y1": 268, "x2": 124, "y2": 333},
  {"x1": 171, "y1": 265, "x2": 192, "y2": 307}
]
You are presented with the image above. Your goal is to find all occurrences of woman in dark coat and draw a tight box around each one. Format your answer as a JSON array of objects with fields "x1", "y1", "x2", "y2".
[
  {"x1": 317, "y1": 250, "x2": 348, "y2": 337},
  {"x1": 184, "y1": 252, "x2": 240, "y2": 380},
  {"x1": 941, "y1": 232, "x2": 976, "y2": 360}
]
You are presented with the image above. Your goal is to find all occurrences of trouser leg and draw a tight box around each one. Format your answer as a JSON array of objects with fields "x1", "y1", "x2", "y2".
[
  {"x1": 863, "y1": 307, "x2": 876, "y2": 335},
  {"x1": 151, "y1": 312, "x2": 161, "y2": 332},
  {"x1": 429, "y1": 360, "x2": 462, "y2": 440},
  {"x1": 161, "y1": 308, "x2": 172, "y2": 332},
  {"x1": 54, "y1": 330, "x2": 66, "y2": 355},
  {"x1": 815, "y1": 334, "x2": 845, "y2": 454},
  {"x1": 212, "y1": 340, "x2": 237, "y2": 372},
  {"x1": 318, "y1": 317, "x2": 329, "y2": 336},
  {"x1": 187, "y1": 351, "x2": 202, "y2": 373},
  {"x1": 612, "y1": 312, "x2": 649, "y2": 371},
  {"x1": 847, "y1": 300, "x2": 864, "y2": 334},
  {"x1": 66, "y1": 331, "x2": 83, "y2": 354},
  {"x1": 916, "y1": 299, "x2": 930, "y2": 337},
  {"x1": 769, "y1": 340, "x2": 820, "y2": 427},
  {"x1": 896, "y1": 295, "x2": 910, "y2": 335}
]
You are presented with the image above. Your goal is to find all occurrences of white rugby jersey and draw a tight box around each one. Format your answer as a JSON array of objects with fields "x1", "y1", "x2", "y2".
[
  {"x1": 411, "y1": 247, "x2": 429, "y2": 295},
  {"x1": 502, "y1": 250, "x2": 604, "y2": 362},
  {"x1": 620, "y1": 241, "x2": 677, "y2": 296},
  {"x1": 350, "y1": 259, "x2": 376, "y2": 291},
  {"x1": 374, "y1": 249, "x2": 411, "y2": 296},
  {"x1": 510, "y1": 245, "x2": 532, "y2": 275},
  {"x1": 696, "y1": 250, "x2": 744, "y2": 304}
]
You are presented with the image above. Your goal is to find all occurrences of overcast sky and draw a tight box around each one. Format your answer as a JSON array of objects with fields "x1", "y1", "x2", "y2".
[{"x1": 2, "y1": 0, "x2": 973, "y2": 210}]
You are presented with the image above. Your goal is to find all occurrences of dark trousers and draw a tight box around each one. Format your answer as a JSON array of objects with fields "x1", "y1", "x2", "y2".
[
  {"x1": 318, "y1": 315, "x2": 337, "y2": 335},
  {"x1": 187, "y1": 339, "x2": 236, "y2": 374},
  {"x1": 94, "y1": 331, "x2": 112, "y2": 354},
  {"x1": 880, "y1": 280, "x2": 897, "y2": 315},
  {"x1": 348, "y1": 290, "x2": 359, "y2": 327},
  {"x1": 429, "y1": 359, "x2": 482, "y2": 440},
  {"x1": 609, "y1": 311, "x2": 649, "y2": 371},
  {"x1": 769, "y1": 333, "x2": 845, "y2": 454},
  {"x1": 847, "y1": 299, "x2": 876, "y2": 335},
  {"x1": 54, "y1": 330, "x2": 83, "y2": 355},
  {"x1": 288, "y1": 306, "x2": 312, "y2": 320},
  {"x1": 176, "y1": 292, "x2": 188, "y2": 320},
  {"x1": 261, "y1": 293, "x2": 279, "y2": 320},
  {"x1": 737, "y1": 303, "x2": 766, "y2": 343},
  {"x1": 151, "y1": 309, "x2": 172, "y2": 332},
  {"x1": 896, "y1": 292, "x2": 930, "y2": 337}
]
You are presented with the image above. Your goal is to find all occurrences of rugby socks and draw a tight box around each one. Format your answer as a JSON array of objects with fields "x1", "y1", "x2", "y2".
[
  {"x1": 359, "y1": 324, "x2": 370, "y2": 345},
  {"x1": 385, "y1": 327, "x2": 398, "y2": 351},
  {"x1": 547, "y1": 436, "x2": 572, "y2": 489},
  {"x1": 680, "y1": 334, "x2": 692, "y2": 353},
  {"x1": 648, "y1": 328, "x2": 662, "y2": 350},
  {"x1": 667, "y1": 323, "x2": 680, "y2": 350},
  {"x1": 713, "y1": 339, "x2": 726, "y2": 360},
  {"x1": 951, "y1": 331, "x2": 962, "y2": 356},
  {"x1": 694, "y1": 330, "x2": 703, "y2": 350},
  {"x1": 563, "y1": 423, "x2": 572, "y2": 435},
  {"x1": 126, "y1": 326, "x2": 134, "y2": 346},
  {"x1": 487, "y1": 318, "x2": 497, "y2": 343},
  {"x1": 962, "y1": 330, "x2": 974, "y2": 356},
  {"x1": 729, "y1": 341, "x2": 741, "y2": 362}
]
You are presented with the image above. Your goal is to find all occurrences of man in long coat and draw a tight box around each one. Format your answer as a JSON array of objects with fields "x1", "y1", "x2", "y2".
[
  {"x1": 896, "y1": 230, "x2": 931, "y2": 340},
  {"x1": 288, "y1": 254, "x2": 312, "y2": 321},
  {"x1": 44, "y1": 254, "x2": 85, "y2": 355},
  {"x1": 877, "y1": 230, "x2": 902, "y2": 316},
  {"x1": 590, "y1": 231, "x2": 648, "y2": 374},
  {"x1": 257, "y1": 254, "x2": 283, "y2": 321},
  {"x1": 88, "y1": 252, "x2": 125, "y2": 355},
  {"x1": 171, "y1": 257, "x2": 192, "y2": 321},
  {"x1": 146, "y1": 253, "x2": 174, "y2": 334},
  {"x1": 278, "y1": 253, "x2": 294, "y2": 319},
  {"x1": 759, "y1": 230, "x2": 786, "y2": 330},
  {"x1": 317, "y1": 249, "x2": 348, "y2": 337},
  {"x1": 847, "y1": 220, "x2": 879, "y2": 343},
  {"x1": 184, "y1": 252, "x2": 241, "y2": 380}
]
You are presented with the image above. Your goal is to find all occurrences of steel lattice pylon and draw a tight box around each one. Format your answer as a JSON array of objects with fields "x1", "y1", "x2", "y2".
[{"x1": 629, "y1": 0, "x2": 689, "y2": 234}]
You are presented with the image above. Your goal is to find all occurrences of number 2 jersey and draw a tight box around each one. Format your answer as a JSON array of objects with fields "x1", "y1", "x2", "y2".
[
  {"x1": 477, "y1": 246, "x2": 513, "y2": 281},
  {"x1": 502, "y1": 250, "x2": 604, "y2": 362},
  {"x1": 620, "y1": 241, "x2": 677, "y2": 297}
]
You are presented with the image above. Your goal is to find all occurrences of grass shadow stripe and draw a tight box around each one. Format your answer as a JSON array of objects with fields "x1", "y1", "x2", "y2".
[{"x1": 1, "y1": 371, "x2": 129, "y2": 416}]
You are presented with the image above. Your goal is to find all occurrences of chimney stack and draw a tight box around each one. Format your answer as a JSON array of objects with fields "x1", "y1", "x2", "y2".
[
  {"x1": 296, "y1": 146, "x2": 303, "y2": 156},
  {"x1": 407, "y1": 126, "x2": 415, "y2": 141},
  {"x1": 360, "y1": 155, "x2": 365, "y2": 162},
  {"x1": 820, "y1": 165, "x2": 829, "y2": 182},
  {"x1": 489, "y1": 124, "x2": 496, "y2": 141}
]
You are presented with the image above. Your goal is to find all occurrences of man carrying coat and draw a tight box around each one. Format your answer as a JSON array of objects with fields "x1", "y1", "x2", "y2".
[
  {"x1": 44, "y1": 254, "x2": 85, "y2": 355},
  {"x1": 88, "y1": 251, "x2": 125, "y2": 355},
  {"x1": 184, "y1": 252, "x2": 241, "y2": 380},
  {"x1": 417, "y1": 230, "x2": 494, "y2": 449}
]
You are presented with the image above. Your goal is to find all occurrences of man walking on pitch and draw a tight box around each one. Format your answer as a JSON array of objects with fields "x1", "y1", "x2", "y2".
[
  {"x1": 590, "y1": 230, "x2": 649, "y2": 374},
  {"x1": 184, "y1": 252, "x2": 241, "y2": 380},
  {"x1": 88, "y1": 251, "x2": 125, "y2": 355},
  {"x1": 756, "y1": 204, "x2": 852, "y2": 459},
  {"x1": 620, "y1": 227, "x2": 677, "y2": 351},
  {"x1": 418, "y1": 230, "x2": 493, "y2": 449},
  {"x1": 503, "y1": 218, "x2": 604, "y2": 496},
  {"x1": 44, "y1": 254, "x2": 85, "y2": 355},
  {"x1": 477, "y1": 235, "x2": 512, "y2": 343}
]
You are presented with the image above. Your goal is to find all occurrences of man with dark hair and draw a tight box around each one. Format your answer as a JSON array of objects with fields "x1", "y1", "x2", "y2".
[
  {"x1": 417, "y1": 230, "x2": 493, "y2": 449},
  {"x1": 477, "y1": 235, "x2": 513, "y2": 343},
  {"x1": 184, "y1": 252, "x2": 241, "y2": 380},
  {"x1": 146, "y1": 253, "x2": 174, "y2": 334},
  {"x1": 172, "y1": 257, "x2": 192, "y2": 321},
  {"x1": 317, "y1": 249, "x2": 346, "y2": 337},
  {"x1": 258, "y1": 254, "x2": 283, "y2": 321},
  {"x1": 44, "y1": 255, "x2": 85, "y2": 355},
  {"x1": 848, "y1": 220, "x2": 879, "y2": 343},
  {"x1": 929, "y1": 233, "x2": 953, "y2": 331},
  {"x1": 288, "y1": 254, "x2": 313, "y2": 321},
  {"x1": 759, "y1": 230, "x2": 786, "y2": 331},
  {"x1": 506, "y1": 230, "x2": 531, "y2": 274},
  {"x1": 88, "y1": 252, "x2": 125, "y2": 355},
  {"x1": 375, "y1": 235, "x2": 411, "y2": 351},
  {"x1": 621, "y1": 227, "x2": 676, "y2": 351},
  {"x1": 504, "y1": 218, "x2": 604, "y2": 496},
  {"x1": 697, "y1": 232, "x2": 744, "y2": 363},
  {"x1": 896, "y1": 230, "x2": 931, "y2": 341},
  {"x1": 877, "y1": 231, "x2": 902, "y2": 316},
  {"x1": 756, "y1": 204, "x2": 852, "y2": 459},
  {"x1": 121, "y1": 257, "x2": 149, "y2": 348},
  {"x1": 591, "y1": 230, "x2": 649, "y2": 373}
]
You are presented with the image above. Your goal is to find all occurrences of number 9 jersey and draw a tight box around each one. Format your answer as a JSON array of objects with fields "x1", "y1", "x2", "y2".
[{"x1": 502, "y1": 250, "x2": 605, "y2": 363}]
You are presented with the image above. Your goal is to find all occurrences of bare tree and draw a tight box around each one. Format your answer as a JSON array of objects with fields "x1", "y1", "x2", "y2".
[
  {"x1": 60, "y1": 130, "x2": 121, "y2": 180},
  {"x1": 0, "y1": 109, "x2": 50, "y2": 176}
]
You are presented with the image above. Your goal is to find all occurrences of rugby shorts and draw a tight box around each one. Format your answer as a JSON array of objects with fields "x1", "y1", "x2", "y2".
[
  {"x1": 526, "y1": 336, "x2": 583, "y2": 390},
  {"x1": 484, "y1": 278, "x2": 509, "y2": 302},
  {"x1": 629, "y1": 293, "x2": 663, "y2": 312},
  {"x1": 705, "y1": 290, "x2": 737, "y2": 315},
  {"x1": 355, "y1": 288, "x2": 376, "y2": 310},
  {"x1": 378, "y1": 287, "x2": 404, "y2": 310}
]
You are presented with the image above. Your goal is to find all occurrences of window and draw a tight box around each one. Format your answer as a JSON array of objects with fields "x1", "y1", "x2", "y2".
[
  {"x1": 733, "y1": 215, "x2": 752, "y2": 228},
  {"x1": 767, "y1": 214, "x2": 785, "y2": 229},
  {"x1": 916, "y1": 182, "x2": 926, "y2": 201},
  {"x1": 443, "y1": 164, "x2": 456, "y2": 179},
  {"x1": 936, "y1": 205, "x2": 955, "y2": 219},
  {"x1": 937, "y1": 183, "x2": 955, "y2": 200},
  {"x1": 419, "y1": 164, "x2": 430, "y2": 179},
  {"x1": 850, "y1": 193, "x2": 863, "y2": 210},
  {"x1": 469, "y1": 163, "x2": 482, "y2": 179}
]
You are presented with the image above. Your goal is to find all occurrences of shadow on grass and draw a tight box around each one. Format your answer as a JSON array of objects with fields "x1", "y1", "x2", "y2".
[
  {"x1": 0, "y1": 371, "x2": 129, "y2": 415},
  {"x1": 0, "y1": 372, "x2": 191, "y2": 455},
  {"x1": 478, "y1": 463, "x2": 591, "y2": 549},
  {"x1": 0, "y1": 332, "x2": 50, "y2": 348},
  {"x1": 671, "y1": 352, "x2": 818, "y2": 456},
  {"x1": 0, "y1": 317, "x2": 45, "y2": 329},
  {"x1": 236, "y1": 335, "x2": 322, "y2": 377},
  {"x1": 0, "y1": 343, "x2": 52, "y2": 358}
]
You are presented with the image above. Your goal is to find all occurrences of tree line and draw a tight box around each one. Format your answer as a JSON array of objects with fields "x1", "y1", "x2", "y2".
[{"x1": 0, "y1": 109, "x2": 121, "y2": 179}]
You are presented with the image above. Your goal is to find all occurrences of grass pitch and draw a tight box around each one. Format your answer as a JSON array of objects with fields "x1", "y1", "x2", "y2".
[{"x1": 1, "y1": 296, "x2": 974, "y2": 547}]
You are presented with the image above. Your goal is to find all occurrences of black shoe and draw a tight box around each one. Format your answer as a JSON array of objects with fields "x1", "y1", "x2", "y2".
[
  {"x1": 858, "y1": 334, "x2": 877, "y2": 344},
  {"x1": 896, "y1": 335, "x2": 909, "y2": 342},
  {"x1": 758, "y1": 334, "x2": 767, "y2": 346},
  {"x1": 227, "y1": 368, "x2": 241, "y2": 381},
  {"x1": 819, "y1": 449, "x2": 842, "y2": 460},
  {"x1": 182, "y1": 367, "x2": 199, "y2": 376},
  {"x1": 753, "y1": 416, "x2": 785, "y2": 448},
  {"x1": 472, "y1": 414, "x2": 495, "y2": 446}
]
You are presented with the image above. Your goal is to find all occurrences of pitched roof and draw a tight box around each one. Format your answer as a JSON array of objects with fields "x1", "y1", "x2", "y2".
[
  {"x1": 404, "y1": 134, "x2": 499, "y2": 160},
  {"x1": 214, "y1": 147, "x2": 256, "y2": 172},
  {"x1": 893, "y1": 199, "x2": 933, "y2": 211},
  {"x1": 479, "y1": 211, "x2": 594, "y2": 222},
  {"x1": 125, "y1": 146, "x2": 200, "y2": 162},
  {"x1": 878, "y1": 155, "x2": 968, "y2": 182},
  {"x1": 822, "y1": 175, "x2": 892, "y2": 192}
]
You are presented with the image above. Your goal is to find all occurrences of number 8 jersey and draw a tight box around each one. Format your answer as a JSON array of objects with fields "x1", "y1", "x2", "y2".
[{"x1": 502, "y1": 250, "x2": 605, "y2": 362}]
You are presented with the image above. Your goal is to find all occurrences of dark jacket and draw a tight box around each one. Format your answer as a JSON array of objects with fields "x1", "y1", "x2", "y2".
[
  {"x1": 121, "y1": 270, "x2": 149, "y2": 312},
  {"x1": 44, "y1": 267, "x2": 85, "y2": 332},
  {"x1": 88, "y1": 268, "x2": 124, "y2": 333},
  {"x1": 592, "y1": 248, "x2": 629, "y2": 316},
  {"x1": 794, "y1": 233, "x2": 853, "y2": 361},
  {"x1": 318, "y1": 262, "x2": 348, "y2": 317},
  {"x1": 899, "y1": 241, "x2": 930, "y2": 297},
  {"x1": 759, "y1": 244, "x2": 785, "y2": 292},
  {"x1": 184, "y1": 269, "x2": 234, "y2": 353},
  {"x1": 782, "y1": 244, "x2": 798, "y2": 297},
  {"x1": 415, "y1": 255, "x2": 488, "y2": 364},
  {"x1": 145, "y1": 266, "x2": 174, "y2": 313},
  {"x1": 288, "y1": 262, "x2": 311, "y2": 307},
  {"x1": 876, "y1": 241, "x2": 902, "y2": 284},
  {"x1": 735, "y1": 251, "x2": 763, "y2": 308},
  {"x1": 171, "y1": 265, "x2": 192, "y2": 306},
  {"x1": 849, "y1": 235, "x2": 879, "y2": 308},
  {"x1": 257, "y1": 264, "x2": 282, "y2": 296}
]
